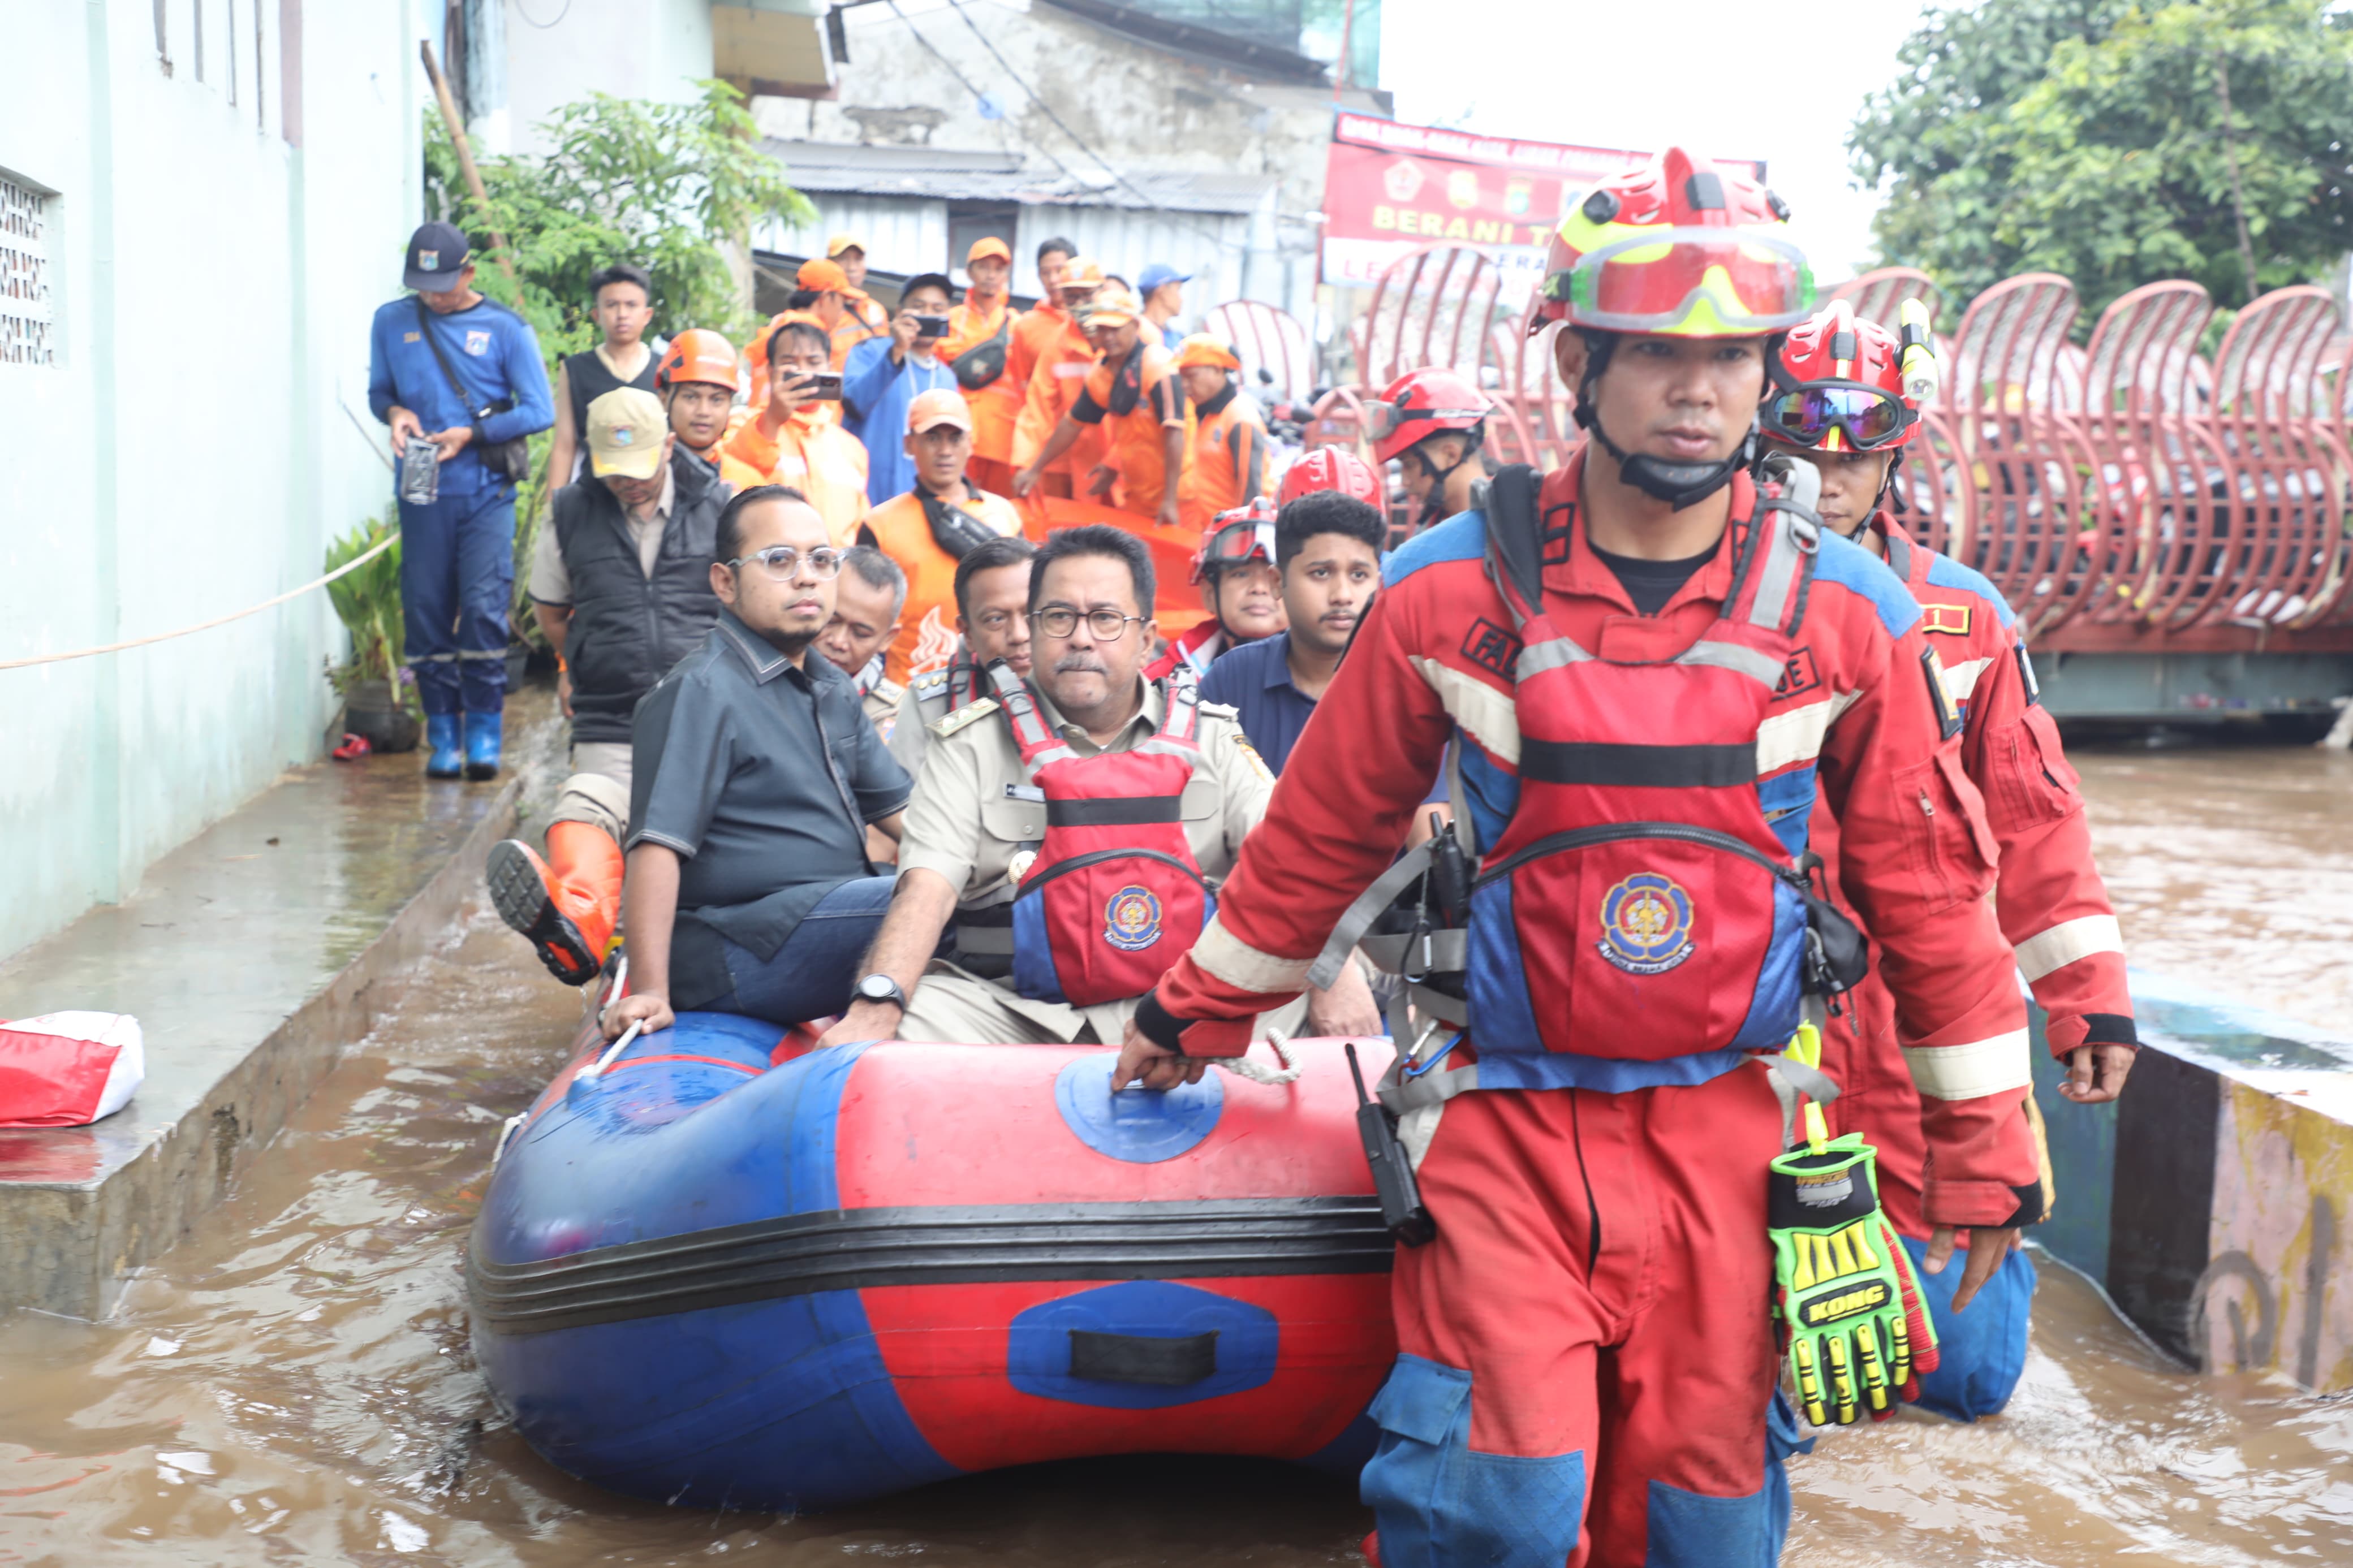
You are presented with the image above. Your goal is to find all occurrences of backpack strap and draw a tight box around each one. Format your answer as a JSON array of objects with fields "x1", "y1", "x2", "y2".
[
  {"x1": 985, "y1": 659, "x2": 1078, "y2": 775},
  {"x1": 1482, "y1": 462, "x2": 1548, "y2": 627},
  {"x1": 1143, "y1": 668, "x2": 1203, "y2": 756},
  {"x1": 1726, "y1": 452, "x2": 1824, "y2": 641}
]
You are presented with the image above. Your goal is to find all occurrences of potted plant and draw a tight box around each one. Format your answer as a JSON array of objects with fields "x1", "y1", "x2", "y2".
[{"x1": 324, "y1": 520, "x2": 421, "y2": 753}]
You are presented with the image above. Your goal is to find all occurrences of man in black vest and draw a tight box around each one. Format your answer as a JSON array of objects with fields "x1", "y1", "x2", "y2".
[{"x1": 485, "y1": 386, "x2": 734, "y2": 984}]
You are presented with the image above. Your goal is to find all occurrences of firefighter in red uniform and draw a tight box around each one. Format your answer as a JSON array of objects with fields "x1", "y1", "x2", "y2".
[
  {"x1": 1115, "y1": 148, "x2": 2045, "y2": 1567},
  {"x1": 1761, "y1": 299, "x2": 2137, "y2": 1421},
  {"x1": 1366, "y1": 369, "x2": 1490, "y2": 532}
]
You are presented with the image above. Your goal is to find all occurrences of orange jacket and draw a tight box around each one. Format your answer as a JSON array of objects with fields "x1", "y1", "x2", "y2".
[
  {"x1": 1074, "y1": 342, "x2": 1187, "y2": 519},
  {"x1": 1014, "y1": 309, "x2": 1109, "y2": 481},
  {"x1": 940, "y1": 294, "x2": 1020, "y2": 464},
  {"x1": 861, "y1": 484, "x2": 1026, "y2": 685},
  {"x1": 720, "y1": 404, "x2": 871, "y2": 546},
  {"x1": 1176, "y1": 389, "x2": 1269, "y2": 531}
]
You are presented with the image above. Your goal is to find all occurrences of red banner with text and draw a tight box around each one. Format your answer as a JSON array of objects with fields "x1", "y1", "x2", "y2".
[{"x1": 1321, "y1": 115, "x2": 1766, "y2": 304}]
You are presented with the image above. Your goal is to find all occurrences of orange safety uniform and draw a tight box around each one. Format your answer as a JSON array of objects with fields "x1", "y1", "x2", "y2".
[
  {"x1": 1072, "y1": 342, "x2": 1188, "y2": 520},
  {"x1": 1176, "y1": 387, "x2": 1270, "y2": 532},
  {"x1": 859, "y1": 485, "x2": 1027, "y2": 686},
  {"x1": 941, "y1": 294, "x2": 1021, "y2": 490},
  {"x1": 720, "y1": 404, "x2": 871, "y2": 546},
  {"x1": 1014, "y1": 309, "x2": 1110, "y2": 495}
]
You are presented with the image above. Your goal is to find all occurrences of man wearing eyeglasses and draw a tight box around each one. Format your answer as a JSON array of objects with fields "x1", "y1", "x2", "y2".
[
  {"x1": 486, "y1": 387, "x2": 732, "y2": 988},
  {"x1": 815, "y1": 525, "x2": 1377, "y2": 1049},
  {"x1": 599, "y1": 487, "x2": 912, "y2": 1041}
]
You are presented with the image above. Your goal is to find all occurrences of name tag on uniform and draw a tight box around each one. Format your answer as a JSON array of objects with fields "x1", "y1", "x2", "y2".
[
  {"x1": 1055, "y1": 362, "x2": 1090, "y2": 378},
  {"x1": 1005, "y1": 784, "x2": 1045, "y2": 803}
]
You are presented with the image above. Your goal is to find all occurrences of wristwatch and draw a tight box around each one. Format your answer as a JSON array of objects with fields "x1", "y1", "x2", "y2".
[{"x1": 854, "y1": 974, "x2": 907, "y2": 1012}]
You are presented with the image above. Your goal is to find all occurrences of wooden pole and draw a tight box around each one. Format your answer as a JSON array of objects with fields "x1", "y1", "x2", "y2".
[
  {"x1": 1332, "y1": 0, "x2": 1357, "y2": 101},
  {"x1": 2211, "y1": 49, "x2": 2262, "y2": 306},
  {"x1": 418, "y1": 38, "x2": 516, "y2": 285}
]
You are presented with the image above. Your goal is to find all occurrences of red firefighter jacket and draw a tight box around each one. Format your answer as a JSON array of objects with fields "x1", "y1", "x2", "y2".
[{"x1": 1149, "y1": 453, "x2": 2042, "y2": 1228}]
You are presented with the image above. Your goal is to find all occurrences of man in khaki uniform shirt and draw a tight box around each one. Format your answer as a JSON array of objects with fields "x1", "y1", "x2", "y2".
[{"x1": 818, "y1": 526, "x2": 1377, "y2": 1048}]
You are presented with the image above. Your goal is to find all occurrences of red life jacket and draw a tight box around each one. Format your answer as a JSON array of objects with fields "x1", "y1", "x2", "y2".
[
  {"x1": 1461, "y1": 465, "x2": 1833, "y2": 1083},
  {"x1": 992, "y1": 666, "x2": 1217, "y2": 1006}
]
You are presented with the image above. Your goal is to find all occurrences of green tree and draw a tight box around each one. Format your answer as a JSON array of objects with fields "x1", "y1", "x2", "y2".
[
  {"x1": 1852, "y1": 0, "x2": 2353, "y2": 326},
  {"x1": 425, "y1": 79, "x2": 813, "y2": 362}
]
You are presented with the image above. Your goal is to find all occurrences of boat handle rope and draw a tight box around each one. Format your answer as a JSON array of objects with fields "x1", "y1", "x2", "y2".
[{"x1": 1213, "y1": 1029, "x2": 1302, "y2": 1087}]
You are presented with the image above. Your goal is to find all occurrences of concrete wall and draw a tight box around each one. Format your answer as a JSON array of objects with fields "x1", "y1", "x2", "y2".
[
  {"x1": 497, "y1": 0, "x2": 716, "y2": 155},
  {"x1": 0, "y1": 0, "x2": 423, "y2": 964},
  {"x1": 754, "y1": 0, "x2": 1381, "y2": 319}
]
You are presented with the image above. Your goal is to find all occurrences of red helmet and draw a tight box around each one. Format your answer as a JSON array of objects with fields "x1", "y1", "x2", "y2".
[
  {"x1": 1761, "y1": 300, "x2": 1929, "y2": 453},
  {"x1": 657, "y1": 328, "x2": 742, "y2": 393},
  {"x1": 1276, "y1": 446, "x2": 1385, "y2": 509},
  {"x1": 1189, "y1": 497, "x2": 1279, "y2": 585},
  {"x1": 1365, "y1": 368, "x2": 1490, "y2": 466},
  {"x1": 1531, "y1": 145, "x2": 1811, "y2": 339}
]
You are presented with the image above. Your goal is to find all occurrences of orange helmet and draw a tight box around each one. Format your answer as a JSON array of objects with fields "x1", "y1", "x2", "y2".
[
  {"x1": 1277, "y1": 446, "x2": 1385, "y2": 509},
  {"x1": 1365, "y1": 368, "x2": 1490, "y2": 466},
  {"x1": 657, "y1": 329, "x2": 741, "y2": 394},
  {"x1": 1761, "y1": 300, "x2": 1924, "y2": 453},
  {"x1": 1532, "y1": 146, "x2": 1811, "y2": 339}
]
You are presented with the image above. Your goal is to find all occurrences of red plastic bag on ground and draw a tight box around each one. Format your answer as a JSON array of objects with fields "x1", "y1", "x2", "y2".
[{"x1": 0, "y1": 1012, "x2": 145, "y2": 1127}]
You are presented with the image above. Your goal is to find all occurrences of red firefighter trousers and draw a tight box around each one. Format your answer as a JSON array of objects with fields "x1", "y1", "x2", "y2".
[{"x1": 1365, "y1": 1065, "x2": 1804, "y2": 1568}]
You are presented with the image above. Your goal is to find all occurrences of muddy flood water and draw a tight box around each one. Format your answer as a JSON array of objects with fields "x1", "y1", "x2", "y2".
[{"x1": 2, "y1": 742, "x2": 2350, "y2": 1567}]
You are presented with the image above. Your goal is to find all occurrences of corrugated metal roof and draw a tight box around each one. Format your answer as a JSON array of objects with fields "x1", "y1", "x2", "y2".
[{"x1": 762, "y1": 139, "x2": 1278, "y2": 215}]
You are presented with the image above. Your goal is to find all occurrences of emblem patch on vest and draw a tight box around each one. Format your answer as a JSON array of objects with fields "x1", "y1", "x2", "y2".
[
  {"x1": 1920, "y1": 602, "x2": 1972, "y2": 636},
  {"x1": 1461, "y1": 618, "x2": 1522, "y2": 679},
  {"x1": 1104, "y1": 885, "x2": 1164, "y2": 952},
  {"x1": 1597, "y1": 873, "x2": 1695, "y2": 975}
]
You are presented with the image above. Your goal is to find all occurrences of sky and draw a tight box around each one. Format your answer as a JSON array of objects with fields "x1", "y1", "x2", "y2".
[{"x1": 1380, "y1": 0, "x2": 1936, "y2": 282}]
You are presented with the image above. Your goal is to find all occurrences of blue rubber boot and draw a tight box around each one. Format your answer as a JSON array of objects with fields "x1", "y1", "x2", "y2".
[
  {"x1": 464, "y1": 712, "x2": 503, "y2": 781},
  {"x1": 425, "y1": 714, "x2": 464, "y2": 779}
]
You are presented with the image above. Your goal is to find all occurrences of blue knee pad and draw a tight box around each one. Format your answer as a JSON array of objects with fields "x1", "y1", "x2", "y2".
[
  {"x1": 1360, "y1": 1355, "x2": 1585, "y2": 1568},
  {"x1": 1899, "y1": 1232, "x2": 2035, "y2": 1421}
]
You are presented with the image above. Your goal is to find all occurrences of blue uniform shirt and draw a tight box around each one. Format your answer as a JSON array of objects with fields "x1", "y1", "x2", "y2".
[
  {"x1": 1200, "y1": 629, "x2": 1447, "y2": 805},
  {"x1": 841, "y1": 336, "x2": 960, "y2": 503},
  {"x1": 367, "y1": 295, "x2": 554, "y2": 494}
]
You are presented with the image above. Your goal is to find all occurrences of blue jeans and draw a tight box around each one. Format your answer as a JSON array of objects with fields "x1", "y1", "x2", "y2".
[
  {"x1": 398, "y1": 482, "x2": 515, "y2": 716},
  {"x1": 1901, "y1": 1232, "x2": 2036, "y2": 1421},
  {"x1": 714, "y1": 876, "x2": 898, "y2": 1025}
]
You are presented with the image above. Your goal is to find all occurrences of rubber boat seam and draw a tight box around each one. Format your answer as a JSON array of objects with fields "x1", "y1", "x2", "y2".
[{"x1": 469, "y1": 1198, "x2": 1393, "y2": 1334}]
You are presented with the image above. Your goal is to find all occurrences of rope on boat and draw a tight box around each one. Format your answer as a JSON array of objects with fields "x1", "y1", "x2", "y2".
[{"x1": 1214, "y1": 1030, "x2": 1302, "y2": 1087}]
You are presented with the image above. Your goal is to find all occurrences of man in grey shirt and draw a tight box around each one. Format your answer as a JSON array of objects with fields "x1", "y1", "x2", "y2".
[{"x1": 601, "y1": 486, "x2": 911, "y2": 1039}]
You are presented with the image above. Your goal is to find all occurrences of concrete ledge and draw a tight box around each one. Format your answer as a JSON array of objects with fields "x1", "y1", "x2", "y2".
[
  {"x1": 0, "y1": 690, "x2": 568, "y2": 1319},
  {"x1": 2032, "y1": 969, "x2": 2353, "y2": 1392}
]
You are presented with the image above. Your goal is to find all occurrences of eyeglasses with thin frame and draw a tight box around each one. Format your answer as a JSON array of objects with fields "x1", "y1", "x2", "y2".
[
  {"x1": 1034, "y1": 605, "x2": 1143, "y2": 641},
  {"x1": 727, "y1": 545, "x2": 844, "y2": 581}
]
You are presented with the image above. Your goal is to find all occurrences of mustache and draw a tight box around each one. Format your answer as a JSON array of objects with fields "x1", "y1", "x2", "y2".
[{"x1": 1052, "y1": 654, "x2": 1108, "y2": 676}]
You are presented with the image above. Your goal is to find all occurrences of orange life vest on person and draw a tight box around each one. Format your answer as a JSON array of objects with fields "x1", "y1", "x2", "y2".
[
  {"x1": 860, "y1": 483, "x2": 1025, "y2": 685},
  {"x1": 1079, "y1": 343, "x2": 1187, "y2": 519},
  {"x1": 720, "y1": 404, "x2": 871, "y2": 546}
]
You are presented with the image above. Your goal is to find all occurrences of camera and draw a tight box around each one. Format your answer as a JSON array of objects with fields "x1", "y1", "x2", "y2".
[{"x1": 913, "y1": 314, "x2": 951, "y2": 340}]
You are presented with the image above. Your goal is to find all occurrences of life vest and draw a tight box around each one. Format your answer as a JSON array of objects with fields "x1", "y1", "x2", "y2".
[
  {"x1": 1460, "y1": 463, "x2": 1844, "y2": 1080},
  {"x1": 989, "y1": 664, "x2": 1216, "y2": 1007}
]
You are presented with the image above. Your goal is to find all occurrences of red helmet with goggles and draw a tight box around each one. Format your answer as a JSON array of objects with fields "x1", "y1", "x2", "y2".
[
  {"x1": 1276, "y1": 446, "x2": 1385, "y2": 509},
  {"x1": 1532, "y1": 145, "x2": 1812, "y2": 339},
  {"x1": 1190, "y1": 497, "x2": 1280, "y2": 585},
  {"x1": 1365, "y1": 368, "x2": 1490, "y2": 466},
  {"x1": 1761, "y1": 299, "x2": 1934, "y2": 453}
]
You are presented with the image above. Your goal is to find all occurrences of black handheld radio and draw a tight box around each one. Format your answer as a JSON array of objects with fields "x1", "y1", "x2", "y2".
[{"x1": 1346, "y1": 1043, "x2": 1436, "y2": 1246}]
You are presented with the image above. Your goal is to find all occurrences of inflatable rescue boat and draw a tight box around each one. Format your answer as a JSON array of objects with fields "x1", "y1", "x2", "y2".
[{"x1": 468, "y1": 1011, "x2": 1398, "y2": 1510}]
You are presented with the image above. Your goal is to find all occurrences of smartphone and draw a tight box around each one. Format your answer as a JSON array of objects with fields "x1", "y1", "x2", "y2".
[
  {"x1": 795, "y1": 372, "x2": 843, "y2": 401},
  {"x1": 913, "y1": 314, "x2": 951, "y2": 340}
]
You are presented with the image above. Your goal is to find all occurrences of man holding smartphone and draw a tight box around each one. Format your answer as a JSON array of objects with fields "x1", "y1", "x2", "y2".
[
  {"x1": 723, "y1": 317, "x2": 870, "y2": 546},
  {"x1": 843, "y1": 272, "x2": 962, "y2": 504}
]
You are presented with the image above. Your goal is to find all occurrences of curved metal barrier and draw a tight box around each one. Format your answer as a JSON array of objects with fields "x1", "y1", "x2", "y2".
[
  {"x1": 1225, "y1": 253, "x2": 2352, "y2": 646},
  {"x1": 1200, "y1": 300, "x2": 1316, "y2": 406}
]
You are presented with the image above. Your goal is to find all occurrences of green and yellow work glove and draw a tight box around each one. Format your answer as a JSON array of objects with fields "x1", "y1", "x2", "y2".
[{"x1": 1768, "y1": 1133, "x2": 1940, "y2": 1425}]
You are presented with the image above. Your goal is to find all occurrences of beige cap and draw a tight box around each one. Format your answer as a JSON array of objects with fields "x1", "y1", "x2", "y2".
[
  {"x1": 1085, "y1": 288, "x2": 1143, "y2": 329},
  {"x1": 907, "y1": 387, "x2": 975, "y2": 434},
  {"x1": 587, "y1": 387, "x2": 667, "y2": 480}
]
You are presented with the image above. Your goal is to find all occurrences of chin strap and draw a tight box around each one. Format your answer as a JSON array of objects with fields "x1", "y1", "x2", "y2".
[{"x1": 1404, "y1": 438, "x2": 1483, "y2": 529}]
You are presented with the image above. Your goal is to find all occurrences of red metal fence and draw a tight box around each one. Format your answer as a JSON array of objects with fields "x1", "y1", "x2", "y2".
[{"x1": 1252, "y1": 245, "x2": 2353, "y2": 649}]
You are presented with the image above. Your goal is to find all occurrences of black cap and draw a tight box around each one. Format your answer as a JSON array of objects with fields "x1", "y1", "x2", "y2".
[{"x1": 404, "y1": 221, "x2": 471, "y2": 293}]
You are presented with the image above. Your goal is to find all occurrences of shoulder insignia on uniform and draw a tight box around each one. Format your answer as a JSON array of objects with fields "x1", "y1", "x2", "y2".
[
  {"x1": 910, "y1": 667, "x2": 951, "y2": 694},
  {"x1": 929, "y1": 697, "x2": 1001, "y2": 738},
  {"x1": 1197, "y1": 699, "x2": 1241, "y2": 720},
  {"x1": 1920, "y1": 602, "x2": 1972, "y2": 636},
  {"x1": 1232, "y1": 737, "x2": 1275, "y2": 785}
]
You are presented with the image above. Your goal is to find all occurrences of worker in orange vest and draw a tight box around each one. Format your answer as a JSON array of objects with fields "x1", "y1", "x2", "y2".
[
  {"x1": 655, "y1": 328, "x2": 765, "y2": 489},
  {"x1": 1172, "y1": 335, "x2": 1270, "y2": 531},
  {"x1": 1012, "y1": 255, "x2": 1112, "y2": 502},
  {"x1": 1015, "y1": 287, "x2": 1187, "y2": 529},
  {"x1": 722, "y1": 315, "x2": 871, "y2": 545},
  {"x1": 938, "y1": 236, "x2": 1023, "y2": 494},
  {"x1": 859, "y1": 387, "x2": 1026, "y2": 685}
]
